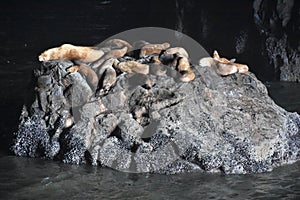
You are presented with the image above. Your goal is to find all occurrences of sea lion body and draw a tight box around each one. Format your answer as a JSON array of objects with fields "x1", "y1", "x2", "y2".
[
  {"x1": 103, "y1": 39, "x2": 133, "y2": 50},
  {"x1": 39, "y1": 44, "x2": 104, "y2": 63},
  {"x1": 149, "y1": 56, "x2": 167, "y2": 76},
  {"x1": 67, "y1": 64, "x2": 99, "y2": 90},
  {"x1": 176, "y1": 57, "x2": 190, "y2": 72},
  {"x1": 199, "y1": 50, "x2": 249, "y2": 76},
  {"x1": 91, "y1": 46, "x2": 128, "y2": 69},
  {"x1": 177, "y1": 57, "x2": 195, "y2": 82},
  {"x1": 97, "y1": 58, "x2": 117, "y2": 90},
  {"x1": 132, "y1": 40, "x2": 150, "y2": 49},
  {"x1": 102, "y1": 66, "x2": 117, "y2": 90},
  {"x1": 180, "y1": 68, "x2": 195, "y2": 82},
  {"x1": 213, "y1": 50, "x2": 248, "y2": 74},
  {"x1": 165, "y1": 47, "x2": 189, "y2": 58},
  {"x1": 117, "y1": 61, "x2": 149, "y2": 75},
  {"x1": 198, "y1": 57, "x2": 215, "y2": 67},
  {"x1": 139, "y1": 42, "x2": 170, "y2": 57}
]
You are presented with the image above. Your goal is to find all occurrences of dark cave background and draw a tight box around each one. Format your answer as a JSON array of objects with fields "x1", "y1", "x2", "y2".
[{"x1": 0, "y1": 0, "x2": 299, "y2": 154}]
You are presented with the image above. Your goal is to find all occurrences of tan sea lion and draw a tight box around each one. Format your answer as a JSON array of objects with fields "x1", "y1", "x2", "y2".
[
  {"x1": 180, "y1": 68, "x2": 195, "y2": 82},
  {"x1": 198, "y1": 56, "x2": 215, "y2": 67},
  {"x1": 175, "y1": 57, "x2": 195, "y2": 82},
  {"x1": 91, "y1": 46, "x2": 128, "y2": 69},
  {"x1": 165, "y1": 47, "x2": 189, "y2": 58},
  {"x1": 116, "y1": 61, "x2": 149, "y2": 75},
  {"x1": 213, "y1": 50, "x2": 249, "y2": 74},
  {"x1": 38, "y1": 44, "x2": 104, "y2": 63},
  {"x1": 175, "y1": 56, "x2": 190, "y2": 72},
  {"x1": 139, "y1": 42, "x2": 170, "y2": 57},
  {"x1": 67, "y1": 64, "x2": 99, "y2": 90},
  {"x1": 199, "y1": 50, "x2": 249, "y2": 76}
]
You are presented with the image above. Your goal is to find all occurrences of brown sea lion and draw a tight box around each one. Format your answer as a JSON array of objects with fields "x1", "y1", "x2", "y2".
[
  {"x1": 132, "y1": 40, "x2": 150, "y2": 49},
  {"x1": 116, "y1": 61, "x2": 149, "y2": 75},
  {"x1": 38, "y1": 44, "x2": 104, "y2": 63},
  {"x1": 103, "y1": 39, "x2": 133, "y2": 50},
  {"x1": 165, "y1": 47, "x2": 189, "y2": 58},
  {"x1": 97, "y1": 39, "x2": 134, "y2": 57},
  {"x1": 149, "y1": 56, "x2": 167, "y2": 76},
  {"x1": 139, "y1": 42, "x2": 170, "y2": 57},
  {"x1": 91, "y1": 46, "x2": 128, "y2": 69},
  {"x1": 97, "y1": 58, "x2": 117, "y2": 90},
  {"x1": 67, "y1": 64, "x2": 99, "y2": 90}
]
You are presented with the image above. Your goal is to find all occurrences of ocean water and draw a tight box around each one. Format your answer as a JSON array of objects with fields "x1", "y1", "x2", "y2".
[
  {"x1": 1, "y1": 1, "x2": 300, "y2": 199},
  {"x1": 0, "y1": 155, "x2": 300, "y2": 199}
]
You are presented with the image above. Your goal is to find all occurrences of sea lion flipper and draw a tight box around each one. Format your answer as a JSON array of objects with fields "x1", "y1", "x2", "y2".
[
  {"x1": 213, "y1": 50, "x2": 220, "y2": 59},
  {"x1": 230, "y1": 58, "x2": 236, "y2": 63}
]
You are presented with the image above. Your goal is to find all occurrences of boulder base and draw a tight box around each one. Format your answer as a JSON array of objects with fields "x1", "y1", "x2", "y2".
[{"x1": 12, "y1": 60, "x2": 300, "y2": 174}]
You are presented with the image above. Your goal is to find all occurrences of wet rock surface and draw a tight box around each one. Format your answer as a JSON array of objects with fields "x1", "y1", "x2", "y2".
[{"x1": 12, "y1": 59, "x2": 300, "y2": 174}]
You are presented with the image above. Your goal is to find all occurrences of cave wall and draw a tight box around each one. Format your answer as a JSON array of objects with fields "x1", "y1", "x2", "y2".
[{"x1": 173, "y1": 0, "x2": 299, "y2": 82}]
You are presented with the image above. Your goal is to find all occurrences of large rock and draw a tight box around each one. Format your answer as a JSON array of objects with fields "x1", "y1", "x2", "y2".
[{"x1": 12, "y1": 60, "x2": 300, "y2": 174}]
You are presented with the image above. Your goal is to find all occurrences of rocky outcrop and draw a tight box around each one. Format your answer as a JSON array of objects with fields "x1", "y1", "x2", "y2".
[{"x1": 12, "y1": 58, "x2": 300, "y2": 174}]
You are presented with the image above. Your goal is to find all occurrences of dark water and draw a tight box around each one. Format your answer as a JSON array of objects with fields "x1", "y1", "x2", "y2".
[
  {"x1": 0, "y1": 155, "x2": 300, "y2": 199},
  {"x1": 1, "y1": 0, "x2": 300, "y2": 199}
]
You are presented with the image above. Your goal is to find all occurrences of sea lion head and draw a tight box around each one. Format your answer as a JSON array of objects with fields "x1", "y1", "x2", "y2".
[
  {"x1": 38, "y1": 49, "x2": 55, "y2": 61},
  {"x1": 237, "y1": 64, "x2": 249, "y2": 74},
  {"x1": 162, "y1": 42, "x2": 171, "y2": 49}
]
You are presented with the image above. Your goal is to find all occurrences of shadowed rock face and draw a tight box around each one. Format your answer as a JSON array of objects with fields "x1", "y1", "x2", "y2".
[{"x1": 12, "y1": 60, "x2": 300, "y2": 174}]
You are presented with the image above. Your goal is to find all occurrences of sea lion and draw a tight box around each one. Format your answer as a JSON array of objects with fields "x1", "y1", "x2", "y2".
[
  {"x1": 149, "y1": 56, "x2": 167, "y2": 76},
  {"x1": 90, "y1": 46, "x2": 128, "y2": 69},
  {"x1": 180, "y1": 68, "x2": 195, "y2": 82},
  {"x1": 38, "y1": 44, "x2": 104, "y2": 63},
  {"x1": 199, "y1": 50, "x2": 249, "y2": 76},
  {"x1": 213, "y1": 50, "x2": 249, "y2": 74},
  {"x1": 139, "y1": 42, "x2": 170, "y2": 57},
  {"x1": 175, "y1": 56, "x2": 195, "y2": 82},
  {"x1": 116, "y1": 61, "x2": 149, "y2": 75},
  {"x1": 96, "y1": 39, "x2": 134, "y2": 57},
  {"x1": 132, "y1": 40, "x2": 150, "y2": 49},
  {"x1": 165, "y1": 47, "x2": 189, "y2": 58},
  {"x1": 101, "y1": 67, "x2": 117, "y2": 92},
  {"x1": 97, "y1": 58, "x2": 117, "y2": 91},
  {"x1": 67, "y1": 64, "x2": 99, "y2": 90},
  {"x1": 102, "y1": 39, "x2": 133, "y2": 50},
  {"x1": 175, "y1": 56, "x2": 190, "y2": 72},
  {"x1": 198, "y1": 56, "x2": 215, "y2": 67}
]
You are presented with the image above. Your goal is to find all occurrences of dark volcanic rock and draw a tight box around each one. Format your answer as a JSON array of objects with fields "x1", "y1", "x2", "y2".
[{"x1": 12, "y1": 60, "x2": 300, "y2": 174}]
